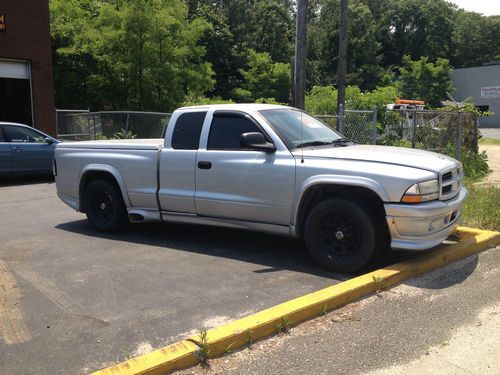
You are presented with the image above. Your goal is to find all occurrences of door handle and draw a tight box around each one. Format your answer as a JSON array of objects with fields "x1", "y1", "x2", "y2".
[
  {"x1": 197, "y1": 161, "x2": 212, "y2": 170},
  {"x1": 12, "y1": 146, "x2": 22, "y2": 152}
]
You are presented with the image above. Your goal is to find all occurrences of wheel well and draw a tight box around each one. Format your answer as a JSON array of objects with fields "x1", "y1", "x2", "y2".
[
  {"x1": 79, "y1": 171, "x2": 123, "y2": 212},
  {"x1": 295, "y1": 184, "x2": 387, "y2": 238}
]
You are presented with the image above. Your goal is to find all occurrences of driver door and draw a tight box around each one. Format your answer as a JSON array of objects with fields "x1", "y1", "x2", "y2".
[
  {"x1": 0, "y1": 126, "x2": 12, "y2": 173},
  {"x1": 195, "y1": 111, "x2": 296, "y2": 225},
  {"x1": 4, "y1": 125, "x2": 55, "y2": 173}
]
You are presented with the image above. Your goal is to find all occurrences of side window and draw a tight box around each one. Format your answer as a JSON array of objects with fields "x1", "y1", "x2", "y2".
[
  {"x1": 4, "y1": 126, "x2": 46, "y2": 143},
  {"x1": 208, "y1": 116, "x2": 262, "y2": 150},
  {"x1": 171, "y1": 111, "x2": 207, "y2": 150}
]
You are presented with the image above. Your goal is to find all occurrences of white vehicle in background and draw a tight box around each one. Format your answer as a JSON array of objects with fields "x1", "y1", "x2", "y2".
[{"x1": 54, "y1": 104, "x2": 466, "y2": 273}]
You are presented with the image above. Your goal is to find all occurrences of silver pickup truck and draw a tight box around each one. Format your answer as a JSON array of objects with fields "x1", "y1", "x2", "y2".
[{"x1": 54, "y1": 104, "x2": 466, "y2": 272}]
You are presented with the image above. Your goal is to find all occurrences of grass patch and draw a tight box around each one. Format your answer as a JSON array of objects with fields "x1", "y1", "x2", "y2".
[
  {"x1": 479, "y1": 138, "x2": 500, "y2": 145},
  {"x1": 462, "y1": 181, "x2": 500, "y2": 231}
]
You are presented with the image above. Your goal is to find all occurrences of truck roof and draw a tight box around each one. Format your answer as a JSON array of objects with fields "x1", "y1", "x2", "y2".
[{"x1": 176, "y1": 103, "x2": 290, "y2": 112}]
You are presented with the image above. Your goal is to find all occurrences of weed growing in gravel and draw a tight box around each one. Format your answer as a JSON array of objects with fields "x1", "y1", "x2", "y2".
[
  {"x1": 320, "y1": 304, "x2": 328, "y2": 316},
  {"x1": 246, "y1": 329, "x2": 254, "y2": 346},
  {"x1": 275, "y1": 315, "x2": 292, "y2": 334},
  {"x1": 197, "y1": 330, "x2": 210, "y2": 362}
]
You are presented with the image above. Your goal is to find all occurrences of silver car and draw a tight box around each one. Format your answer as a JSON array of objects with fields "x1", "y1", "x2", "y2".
[{"x1": 0, "y1": 122, "x2": 59, "y2": 175}]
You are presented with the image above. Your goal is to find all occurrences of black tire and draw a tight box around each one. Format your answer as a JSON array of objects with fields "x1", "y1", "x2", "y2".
[
  {"x1": 304, "y1": 198, "x2": 379, "y2": 273},
  {"x1": 83, "y1": 179, "x2": 127, "y2": 232}
]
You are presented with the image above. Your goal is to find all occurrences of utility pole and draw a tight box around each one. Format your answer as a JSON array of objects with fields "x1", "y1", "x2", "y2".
[
  {"x1": 294, "y1": 0, "x2": 308, "y2": 109},
  {"x1": 337, "y1": 0, "x2": 348, "y2": 124}
]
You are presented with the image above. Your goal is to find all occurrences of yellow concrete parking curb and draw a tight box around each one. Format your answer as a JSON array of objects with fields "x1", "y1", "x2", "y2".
[{"x1": 92, "y1": 227, "x2": 500, "y2": 375}]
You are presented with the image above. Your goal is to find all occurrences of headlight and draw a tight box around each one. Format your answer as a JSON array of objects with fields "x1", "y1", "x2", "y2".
[{"x1": 401, "y1": 179, "x2": 439, "y2": 203}]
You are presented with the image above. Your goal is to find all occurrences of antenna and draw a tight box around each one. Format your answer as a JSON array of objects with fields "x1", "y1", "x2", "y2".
[{"x1": 300, "y1": 111, "x2": 304, "y2": 164}]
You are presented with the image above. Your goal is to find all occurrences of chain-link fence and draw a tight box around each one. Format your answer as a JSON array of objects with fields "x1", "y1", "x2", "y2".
[
  {"x1": 317, "y1": 109, "x2": 378, "y2": 144},
  {"x1": 56, "y1": 111, "x2": 171, "y2": 141},
  {"x1": 378, "y1": 110, "x2": 478, "y2": 159},
  {"x1": 56, "y1": 108, "x2": 477, "y2": 161},
  {"x1": 56, "y1": 109, "x2": 90, "y2": 140}
]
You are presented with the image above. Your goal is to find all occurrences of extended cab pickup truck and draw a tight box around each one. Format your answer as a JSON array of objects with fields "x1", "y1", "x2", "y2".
[{"x1": 54, "y1": 104, "x2": 467, "y2": 272}]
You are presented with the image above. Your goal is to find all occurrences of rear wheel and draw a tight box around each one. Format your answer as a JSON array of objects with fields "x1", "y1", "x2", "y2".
[
  {"x1": 304, "y1": 198, "x2": 379, "y2": 273},
  {"x1": 83, "y1": 179, "x2": 127, "y2": 232}
]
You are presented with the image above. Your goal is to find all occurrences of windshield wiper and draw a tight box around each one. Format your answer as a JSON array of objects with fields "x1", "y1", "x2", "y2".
[
  {"x1": 331, "y1": 137, "x2": 357, "y2": 146},
  {"x1": 294, "y1": 138, "x2": 357, "y2": 149},
  {"x1": 294, "y1": 141, "x2": 332, "y2": 149}
]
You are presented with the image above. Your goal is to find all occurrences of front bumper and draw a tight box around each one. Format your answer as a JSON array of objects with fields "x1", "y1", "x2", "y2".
[{"x1": 384, "y1": 187, "x2": 467, "y2": 251}]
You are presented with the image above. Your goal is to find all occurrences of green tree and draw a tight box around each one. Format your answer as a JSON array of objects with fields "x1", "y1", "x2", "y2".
[
  {"x1": 398, "y1": 56, "x2": 453, "y2": 107},
  {"x1": 308, "y1": 0, "x2": 385, "y2": 90},
  {"x1": 451, "y1": 11, "x2": 500, "y2": 68},
  {"x1": 188, "y1": 2, "x2": 241, "y2": 99},
  {"x1": 50, "y1": 0, "x2": 99, "y2": 109},
  {"x1": 252, "y1": 0, "x2": 294, "y2": 63},
  {"x1": 378, "y1": 0, "x2": 455, "y2": 66},
  {"x1": 234, "y1": 50, "x2": 291, "y2": 103},
  {"x1": 50, "y1": 0, "x2": 214, "y2": 111}
]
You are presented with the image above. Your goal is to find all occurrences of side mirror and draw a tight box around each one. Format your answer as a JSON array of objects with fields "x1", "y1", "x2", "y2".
[
  {"x1": 240, "y1": 132, "x2": 276, "y2": 153},
  {"x1": 45, "y1": 137, "x2": 55, "y2": 145}
]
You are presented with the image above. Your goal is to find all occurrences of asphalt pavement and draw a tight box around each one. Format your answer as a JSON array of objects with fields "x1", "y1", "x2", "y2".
[
  {"x1": 0, "y1": 177, "x2": 411, "y2": 374},
  {"x1": 480, "y1": 127, "x2": 500, "y2": 139}
]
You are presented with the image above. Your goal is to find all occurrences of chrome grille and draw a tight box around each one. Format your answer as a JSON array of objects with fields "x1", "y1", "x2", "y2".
[
  {"x1": 442, "y1": 172, "x2": 452, "y2": 182},
  {"x1": 439, "y1": 166, "x2": 462, "y2": 201}
]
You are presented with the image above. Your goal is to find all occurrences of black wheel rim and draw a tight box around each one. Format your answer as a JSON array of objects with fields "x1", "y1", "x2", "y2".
[
  {"x1": 89, "y1": 189, "x2": 114, "y2": 226},
  {"x1": 316, "y1": 213, "x2": 363, "y2": 260}
]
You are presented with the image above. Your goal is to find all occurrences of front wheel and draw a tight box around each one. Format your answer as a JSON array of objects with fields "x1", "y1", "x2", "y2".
[
  {"x1": 304, "y1": 199, "x2": 378, "y2": 273},
  {"x1": 83, "y1": 179, "x2": 127, "y2": 232}
]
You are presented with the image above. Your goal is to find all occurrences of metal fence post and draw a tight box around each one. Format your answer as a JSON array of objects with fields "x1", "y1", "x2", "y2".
[
  {"x1": 472, "y1": 113, "x2": 479, "y2": 154},
  {"x1": 455, "y1": 112, "x2": 462, "y2": 160},
  {"x1": 411, "y1": 109, "x2": 417, "y2": 148},
  {"x1": 371, "y1": 108, "x2": 377, "y2": 145},
  {"x1": 55, "y1": 109, "x2": 59, "y2": 138},
  {"x1": 338, "y1": 104, "x2": 345, "y2": 133},
  {"x1": 125, "y1": 113, "x2": 130, "y2": 134}
]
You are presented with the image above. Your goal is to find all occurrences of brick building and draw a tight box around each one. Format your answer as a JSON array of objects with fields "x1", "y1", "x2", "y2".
[{"x1": 0, "y1": 0, "x2": 56, "y2": 135}]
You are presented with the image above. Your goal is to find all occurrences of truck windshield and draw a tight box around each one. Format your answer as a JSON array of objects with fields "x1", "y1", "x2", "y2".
[{"x1": 258, "y1": 108, "x2": 344, "y2": 150}]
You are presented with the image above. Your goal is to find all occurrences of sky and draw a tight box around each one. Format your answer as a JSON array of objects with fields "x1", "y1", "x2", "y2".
[{"x1": 447, "y1": 0, "x2": 500, "y2": 16}]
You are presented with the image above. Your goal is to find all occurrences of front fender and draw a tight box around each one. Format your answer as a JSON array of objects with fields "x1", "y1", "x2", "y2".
[{"x1": 291, "y1": 174, "x2": 390, "y2": 227}]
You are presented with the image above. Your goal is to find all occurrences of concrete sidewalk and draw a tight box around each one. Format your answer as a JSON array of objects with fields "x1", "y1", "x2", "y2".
[{"x1": 181, "y1": 247, "x2": 500, "y2": 374}]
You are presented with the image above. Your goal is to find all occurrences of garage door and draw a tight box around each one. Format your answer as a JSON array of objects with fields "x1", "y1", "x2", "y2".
[
  {"x1": 0, "y1": 60, "x2": 33, "y2": 126},
  {"x1": 0, "y1": 60, "x2": 30, "y2": 79}
]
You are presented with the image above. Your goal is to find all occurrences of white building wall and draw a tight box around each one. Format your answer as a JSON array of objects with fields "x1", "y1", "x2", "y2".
[{"x1": 451, "y1": 64, "x2": 500, "y2": 128}]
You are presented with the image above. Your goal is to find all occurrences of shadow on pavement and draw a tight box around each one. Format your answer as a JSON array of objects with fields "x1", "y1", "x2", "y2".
[
  {"x1": 0, "y1": 174, "x2": 54, "y2": 187},
  {"x1": 56, "y1": 219, "x2": 419, "y2": 282},
  {"x1": 405, "y1": 253, "x2": 479, "y2": 290}
]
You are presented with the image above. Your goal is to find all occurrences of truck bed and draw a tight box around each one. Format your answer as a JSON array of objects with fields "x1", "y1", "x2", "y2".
[
  {"x1": 57, "y1": 138, "x2": 164, "y2": 150},
  {"x1": 55, "y1": 138, "x2": 163, "y2": 211}
]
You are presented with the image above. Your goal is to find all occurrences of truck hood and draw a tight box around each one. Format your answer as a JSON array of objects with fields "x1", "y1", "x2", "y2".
[{"x1": 292, "y1": 145, "x2": 459, "y2": 173}]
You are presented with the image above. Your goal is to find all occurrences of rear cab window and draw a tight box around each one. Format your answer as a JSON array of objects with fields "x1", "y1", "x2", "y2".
[{"x1": 171, "y1": 111, "x2": 207, "y2": 150}]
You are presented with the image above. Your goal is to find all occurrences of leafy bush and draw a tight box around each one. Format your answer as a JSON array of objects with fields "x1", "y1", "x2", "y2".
[
  {"x1": 182, "y1": 96, "x2": 235, "y2": 106},
  {"x1": 305, "y1": 85, "x2": 399, "y2": 114},
  {"x1": 462, "y1": 183, "x2": 500, "y2": 231},
  {"x1": 254, "y1": 97, "x2": 283, "y2": 104},
  {"x1": 113, "y1": 128, "x2": 137, "y2": 139},
  {"x1": 440, "y1": 144, "x2": 488, "y2": 181},
  {"x1": 460, "y1": 151, "x2": 489, "y2": 181}
]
